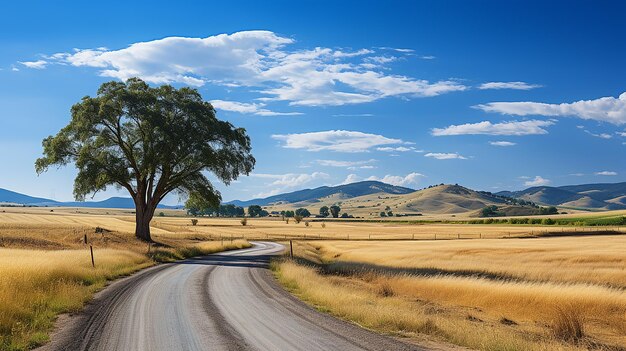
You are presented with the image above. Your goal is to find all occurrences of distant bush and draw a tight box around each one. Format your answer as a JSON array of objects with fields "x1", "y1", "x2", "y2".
[
  {"x1": 542, "y1": 218, "x2": 556, "y2": 225},
  {"x1": 294, "y1": 215, "x2": 303, "y2": 224},
  {"x1": 240, "y1": 217, "x2": 247, "y2": 226},
  {"x1": 191, "y1": 219, "x2": 198, "y2": 226}
]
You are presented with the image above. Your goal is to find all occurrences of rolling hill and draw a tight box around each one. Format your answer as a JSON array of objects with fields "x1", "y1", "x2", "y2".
[
  {"x1": 227, "y1": 181, "x2": 415, "y2": 207},
  {"x1": 497, "y1": 182, "x2": 626, "y2": 210}
]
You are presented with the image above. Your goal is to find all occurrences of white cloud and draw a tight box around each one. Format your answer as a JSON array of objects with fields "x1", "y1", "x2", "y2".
[
  {"x1": 11, "y1": 67, "x2": 19, "y2": 72},
  {"x1": 272, "y1": 130, "x2": 407, "y2": 152},
  {"x1": 524, "y1": 176, "x2": 550, "y2": 187},
  {"x1": 432, "y1": 120, "x2": 555, "y2": 136},
  {"x1": 478, "y1": 81, "x2": 541, "y2": 90},
  {"x1": 569, "y1": 173, "x2": 585, "y2": 177},
  {"x1": 211, "y1": 100, "x2": 302, "y2": 116},
  {"x1": 424, "y1": 152, "x2": 467, "y2": 160},
  {"x1": 32, "y1": 31, "x2": 466, "y2": 107},
  {"x1": 595, "y1": 171, "x2": 617, "y2": 176},
  {"x1": 251, "y1": 171, "x2": 330, "y2": 197},
  {"x1": 19, "y1": 60, "x2": 48, "y2": 69},
  {"x1": 316, "y1": 159, "x2": 376, "y2": 167},
  {"x1": 339, "y1": 173, "x2": 362, "y2": 185},
  {"x1": 474, "y1": 92, "x2": 626, "y2": 125},
  {"x1": 617, "y1": 131, "x2": 626, "y2": 137},
  {"x1": 343, "y1": 172, "x2": 424, "y2": 186},
  {"x1": 366, "y1": 172, "x2": 425, "y2": 186},
  {"x1": 583, "y1": 130, "x2": 612, "y2": 139},
  {"x1": 489, "y1": 141, "x2": 516, "y2": 146},
  {"x1": 376, "y1": 146, "x2": 423, "y2": 152}
]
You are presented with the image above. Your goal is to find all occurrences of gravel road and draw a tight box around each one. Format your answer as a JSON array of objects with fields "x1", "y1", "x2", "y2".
[{"x1": 39, "y1": 242, "x2": 421, "y2": 351}]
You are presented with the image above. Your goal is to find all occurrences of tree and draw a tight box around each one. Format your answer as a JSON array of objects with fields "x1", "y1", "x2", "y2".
[
  {"x1": 248, "y1": 205, "x2": 263, "y2": 217},
  {"x1": 319, "y1": 206, "x2": 329, "y2": 217},
  {"x1": 35, "y1": 78, "x2": 254, "y2": 241},
  {"x1": 295, "y1": 208, "x2": 311, "y2": 217},
  {"x1": 380, "y1": 211, "x2": 387, "y2": 217},
  {"x1": 330, "y1": 205, "x2": 341, "y2": 218}
]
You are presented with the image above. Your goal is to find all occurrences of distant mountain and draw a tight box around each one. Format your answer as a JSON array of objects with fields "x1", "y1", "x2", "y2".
[
  {"x1": 0, "y1": 188, "x2": 60, "y2": 206},
  {"x1": 496, "y1": 182, "x2": 626, "y2": 210},
  {"x1": 0, "y1": 188, "x2": 180, "y2": 209},
  {"x1": 227, "y1": 180, "x2": 415, "y2": 207}
]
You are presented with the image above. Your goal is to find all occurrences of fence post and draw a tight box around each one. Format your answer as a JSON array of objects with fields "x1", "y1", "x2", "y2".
[
  {"x1": 84, "y1": 234, "x2": 88, "y2": 245},
  {"x1": 90, "y1": 245, "x2": 95, "y2": 268},
  {"x1": 290, "y1": 240, "x2": 293, "y2": 258}
]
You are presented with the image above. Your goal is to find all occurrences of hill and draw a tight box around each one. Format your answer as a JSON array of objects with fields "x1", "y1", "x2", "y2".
[
  {"x1": 497, "y1": 182, "x2": 626, "y2": 210},
  {"x1": 0, "y1": 188, "x2": 180, "y2": 209},
  {"x1": 228, "y1": 181, "x2": 415, "y2": 207},
  {"x1": 260, "y1": 184, "x2": 537, "y2": 218},
  {"x1": 0, "y1": 188, "x2": 60, "y2": 206}
]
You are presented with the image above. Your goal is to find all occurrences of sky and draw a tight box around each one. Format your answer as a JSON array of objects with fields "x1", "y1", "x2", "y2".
[{"x1": 1, "y1": 0, "x2": 625, "y2": 204}]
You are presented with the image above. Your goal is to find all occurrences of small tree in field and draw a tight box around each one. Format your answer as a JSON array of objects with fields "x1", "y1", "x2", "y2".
[
  {"x1": 330, "y1": 205, "x2": 341, "y2": 218},
  {"x1": 319, "y1": 206, "x2": 329, "y2": 217},
  {"x1": 191, "y1": 219, "x2": 198, "y2": 226},
  {"x1": 35, "y1": 78, "x2": 255, "y2": 241}
]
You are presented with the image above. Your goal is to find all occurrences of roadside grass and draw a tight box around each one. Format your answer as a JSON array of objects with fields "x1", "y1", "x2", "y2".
[
  {"x1": 273, "y1": 238, "x2": 626, "y2": 350},
  {"x1": 0, "y1": 220, "x2": 250, "y2": 351}
]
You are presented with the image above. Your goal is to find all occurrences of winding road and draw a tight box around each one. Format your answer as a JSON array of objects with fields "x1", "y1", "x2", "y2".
[{"x1": 40, "y1": 242, "x2": 420, "y2": 351}]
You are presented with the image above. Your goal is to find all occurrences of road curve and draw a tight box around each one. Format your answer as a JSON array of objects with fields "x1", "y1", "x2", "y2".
[{"x1": 39, "y1": 242, "x2": 420, "y2": 351}]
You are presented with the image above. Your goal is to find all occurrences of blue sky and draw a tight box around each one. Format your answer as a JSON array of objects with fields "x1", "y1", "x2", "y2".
[{"x1": 1, "y1": 0, "x2": 625, "y2": 203}]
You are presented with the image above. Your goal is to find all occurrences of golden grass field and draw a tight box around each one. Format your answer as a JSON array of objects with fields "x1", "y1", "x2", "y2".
[
  {"x1": 2, "y1": 206, "x2": 626, "y2": 350},
  {"x1": 275, "y1": 238, "x2": 626, "y2": 350},
  {"x1": 0, "y1": 207, "x2": 251, "y2": 351}
]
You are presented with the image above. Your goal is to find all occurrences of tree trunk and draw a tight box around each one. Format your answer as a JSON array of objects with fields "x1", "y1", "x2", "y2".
[{"x1": 134, "y1": 200, "x2": 154, "y2": 242}]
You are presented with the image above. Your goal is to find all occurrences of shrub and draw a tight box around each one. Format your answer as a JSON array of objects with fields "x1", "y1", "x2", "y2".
[
  {"x1": 294, "y1": 215, "x2": 303, "y2": 224},
  {"x1": 240, "y1": 217, "x2": 247, "y2": 226},
  {"x1": 191, "y1": 219, "x2": 198, "y2": 226},
  {"x1": 158, "y1": 212, "x2": 165, "y2": 217},
  {"x1": 321, "y1": 222, "x2": 326, "y2": 228},
  {"x1": 542, "y1": 218, "x2": 556, "y2": 225},
  {"x1": 285, "y1": 218, "x2": 290, "y2": 224},
  {"x1": 304, "y1": 221, "x2": 310, "y2": 227}
]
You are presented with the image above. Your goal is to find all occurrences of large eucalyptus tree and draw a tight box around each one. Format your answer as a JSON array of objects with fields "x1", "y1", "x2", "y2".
[{"x1": 36, "y1": 78, "x2": 255, "y2": 241}]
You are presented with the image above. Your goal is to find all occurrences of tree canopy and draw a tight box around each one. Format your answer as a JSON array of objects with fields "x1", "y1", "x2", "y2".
[{"x1": 36, "y1": 78, "x2": 255, "y2": 241}]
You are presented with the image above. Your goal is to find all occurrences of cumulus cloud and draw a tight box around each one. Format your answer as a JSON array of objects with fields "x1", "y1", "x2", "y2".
[
  {"x1": 595, "y1": 171, "x2": 617, "y2": 176},
  {"x1": 432, "y1": 120, "x2": 555, "y2": 136},
  {"x1": 424, "y1": 152, "x2": 467, "y2": 160},
  {"x1": 339, "y1": 173, "x2": 362, "y2": 185},
  {"x1": 28, "y1": 31, "x2": 466, "y2": 107},
  {"x1": 524, "y1": 176, "x2": 550, "y2": 186},
  {"x1": 211, "y1": 100, "x2": 302, "y2": 116},
  {"x1": 342, "y1": 172, "x2": 424, "y2": 186},
  {"x1": 489, "y1": 141, "x2": 516, "y2": 146},
  {"x1": 272, "y1": 130, "x2": 408, "y2": 152},
  {"x1": 474, "y1": 92, "x2": 626, "y2": 125},
  {"x1": 366, "y1": 173, "x2": 424, "y2": 186},
  {"x1": 18, "y1": 60, "x2": 48, "y2": 69},
  {"x1": 478, "y1": 81, "x2": 541, "y2": 90}
]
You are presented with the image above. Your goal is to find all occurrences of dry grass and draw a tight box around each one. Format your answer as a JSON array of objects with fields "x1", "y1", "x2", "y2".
[
  {"x1": 0, "y1": 211, "x2": 251, "y2": 351},
  {"x1": 275, "y1": 237, "x2": 626, "y2": 350}
]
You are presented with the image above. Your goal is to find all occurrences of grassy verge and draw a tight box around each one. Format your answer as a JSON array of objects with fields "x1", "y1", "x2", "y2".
[
  {"x1": 0, "y1": 240, "x2": 250, "y2": 350},
  {"x1": 273, "y1": 241, "x2": 626, "y2": 351}
]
